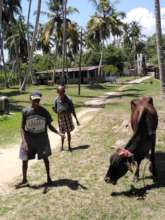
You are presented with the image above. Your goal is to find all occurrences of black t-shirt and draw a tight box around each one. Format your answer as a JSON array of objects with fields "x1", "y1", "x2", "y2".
[{"x1": 22, "y1": 105, "x2": 52, "y2": 148}]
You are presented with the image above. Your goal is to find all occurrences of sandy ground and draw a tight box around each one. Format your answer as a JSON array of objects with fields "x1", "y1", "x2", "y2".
[{"x1": 0, "y1": 76, "x2": 152, "y2": 193}]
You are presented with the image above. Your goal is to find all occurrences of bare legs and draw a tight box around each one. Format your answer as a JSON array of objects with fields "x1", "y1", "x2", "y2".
[
  {"x1": 17, "y1": 158, "x2": 51, "y2": 187},
  {"x1": 22, "y1": 160, "x2": 28, "y2": 183},
  {"x1": 61, "y1": 132, "x2": 72, "y2": 151}
]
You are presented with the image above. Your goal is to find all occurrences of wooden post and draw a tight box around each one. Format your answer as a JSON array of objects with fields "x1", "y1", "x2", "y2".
[{"x1": 78, "y1": 28, "x2": 83, "y2": 96}]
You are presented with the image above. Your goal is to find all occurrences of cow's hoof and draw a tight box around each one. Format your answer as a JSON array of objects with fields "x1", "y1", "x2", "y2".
[{"x1": 133, "y1": 176, "x2": 139, "y2": 182}]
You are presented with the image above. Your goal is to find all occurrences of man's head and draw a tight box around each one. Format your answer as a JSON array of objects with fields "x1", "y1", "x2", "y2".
[
  {"x1": 57, "y1": 85, "x2": 65, "y2": 95},
  {"x1": 30, "y1": 91, "x2": 42, "y2": 109},
  {"x1": 104, "y1": 148, "x2": 134, "y2": 185}
]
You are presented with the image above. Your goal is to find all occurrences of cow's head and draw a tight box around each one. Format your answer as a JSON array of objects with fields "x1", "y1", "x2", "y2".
[{"x1": 104, "y1": 148, "x2": 134, "y2": 185}]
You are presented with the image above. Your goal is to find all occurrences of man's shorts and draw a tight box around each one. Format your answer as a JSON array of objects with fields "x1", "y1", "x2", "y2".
[
  {"x1": 27, "y1": 144, "x2": 51, "y2": 160},
  {"x1": 23, "y1": 133, "x2": 52, "y2": 160}
]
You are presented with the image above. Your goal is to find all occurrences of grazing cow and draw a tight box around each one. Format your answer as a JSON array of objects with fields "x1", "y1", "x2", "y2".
[{"x1": 105, "y1": 97, "x2": 158, "y2": 185}]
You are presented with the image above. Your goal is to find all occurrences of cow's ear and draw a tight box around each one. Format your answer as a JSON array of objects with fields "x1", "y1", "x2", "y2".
[
  {"x1": 130, "y1": 99, "x2": 138, "y2": 111},
  {"x1": 148, "y1": 97, "x2": 153, "y2": 106}
]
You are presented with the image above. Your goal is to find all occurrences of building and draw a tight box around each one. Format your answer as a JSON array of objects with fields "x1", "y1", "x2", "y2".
[{"x1": 34, "y1": 65, "x2": 105, "y2": 85}]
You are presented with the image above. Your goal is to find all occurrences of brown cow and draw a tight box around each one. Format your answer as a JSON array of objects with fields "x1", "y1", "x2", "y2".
[{"x1": 105, "y1": 97, "x2": 158, "y2": 185}]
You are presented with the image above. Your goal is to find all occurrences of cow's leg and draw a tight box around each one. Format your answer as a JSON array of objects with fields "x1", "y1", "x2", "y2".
[
  {"x1": 133, "y1": 160, "x2": 141, "y2": 182},
  {"x1": 150, "y1": 134, "x2": 158, "y2": 179}
]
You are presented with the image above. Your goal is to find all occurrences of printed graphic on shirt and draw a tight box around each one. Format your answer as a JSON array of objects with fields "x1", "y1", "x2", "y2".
[{"x1": 25, "y1": 115, "x2": 46, "y2": 133}]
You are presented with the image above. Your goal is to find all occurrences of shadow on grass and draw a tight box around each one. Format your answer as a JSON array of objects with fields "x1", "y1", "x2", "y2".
[
  {"x1": 74, "y1": 92, "x2": 140, "y2": 109},
  {"x1": 121, "y1": 88, "x2": 144, "y2": 93},
  {"x1": 111, "y1": 151, "x2": 165, "y2": 200},
  {"x1": 0, "y1": 88, "x2": 28, "y2": 97},
  {"x1": 9, "y1": 102, "x2": 25, "y2": 112},
  {"x1": 20, "y1": 179, "x2": 88, "y2": 194},
  {"x1": 72, "y1": 144, "x2": 90, "y2": 151},
  {"x1": 86, "y1": 84, "x2": 116, "y2": 90}
]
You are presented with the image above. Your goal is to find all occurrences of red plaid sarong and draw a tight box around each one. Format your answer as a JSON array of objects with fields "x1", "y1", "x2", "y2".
[{"x1": 58, "y1": 113, "x2": 74, "y2": 133}]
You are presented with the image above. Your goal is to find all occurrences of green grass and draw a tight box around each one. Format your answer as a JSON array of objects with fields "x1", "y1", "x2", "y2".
[
  {"x1": 0, "y1": 83, "x2": 117, "y2": 147},
  {"x1": 0, "y1": 78, "x2": 165, "y2": 220}
]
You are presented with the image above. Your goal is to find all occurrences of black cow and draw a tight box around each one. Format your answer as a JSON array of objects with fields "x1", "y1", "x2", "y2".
[{"x1": 105, "y1": 97, "x2": 158, "y2": 185}]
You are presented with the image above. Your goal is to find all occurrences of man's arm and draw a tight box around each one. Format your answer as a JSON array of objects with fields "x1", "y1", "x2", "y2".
[
  {"x1": 48, "y1": 124, "x2": 65, "y2": 137},
  {"x1": 21, "y1": 111, "x2": 28, "y2": 150}
]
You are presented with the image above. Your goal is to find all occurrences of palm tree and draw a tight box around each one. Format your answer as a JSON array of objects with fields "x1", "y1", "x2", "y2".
[
  {"x1": 123, "y1": 21, "x2": 144, "y2": 70},
  {"x1": 0, "y1": 0, "x2": 3, "y2": 66},
  {"x1": 40, "y1": 0, "x2": 79, "y2": 83},
  {"x1": 87, "y1": 0, "x2": 125, "y2": 78},
  {"x1": 37, "y1": 24, "x2": 53, "y2": 54},
  {"x1": 20, "y1": 0, "x2": 42, "y2": 91},
  {"x1": 0, "y1": 0, "x2": 22, "y2": 87},
  {"x1": 5, "y1": 17, "x2": 28, "y2": 63},
  {"x1": 154, "y1": 0, "x2": 165, "y2": 98},
  {"x1": 5, "y1": 16, "x2": 28, "y2": 86}
]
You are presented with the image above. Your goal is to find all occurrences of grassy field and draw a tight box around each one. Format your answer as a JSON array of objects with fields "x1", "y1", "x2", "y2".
[
  {"x1": 0, "y1": 83, "x2": 117, "y2": 147},
  {"x1": 0, "y1": 78, "x2": 165, "y2": 220}
]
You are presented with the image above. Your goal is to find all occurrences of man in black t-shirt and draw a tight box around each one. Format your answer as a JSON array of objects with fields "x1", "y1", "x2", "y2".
[{"x1": 17, "y1": 91, "x2": 64, "y2": 187}]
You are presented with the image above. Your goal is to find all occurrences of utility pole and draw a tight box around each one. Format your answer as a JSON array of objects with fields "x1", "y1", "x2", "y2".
[
  {"x1": 62, "y1": 0, "x2": 67, "y2": 84},
  {"x1": 78, "y1": 27, "x2": 83, "y2": 96}
]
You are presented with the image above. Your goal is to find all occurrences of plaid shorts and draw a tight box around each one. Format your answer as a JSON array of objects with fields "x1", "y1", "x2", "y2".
[{"x1": 58, "y1": 113, "x2": 74, "y2": 133}]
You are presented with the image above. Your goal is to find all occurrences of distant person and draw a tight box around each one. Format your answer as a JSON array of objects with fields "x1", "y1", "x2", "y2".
[
  {"x1": 17, "y1": 91, "x2": 64, "y2": 187},
  {"x1": 53, "y1": 85, "x2": 80, "y2": 151}
]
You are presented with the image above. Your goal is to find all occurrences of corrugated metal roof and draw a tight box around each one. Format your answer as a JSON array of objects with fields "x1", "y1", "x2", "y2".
[{"x1": 36, "y1": 66, "x2": 102, "y2": 74}]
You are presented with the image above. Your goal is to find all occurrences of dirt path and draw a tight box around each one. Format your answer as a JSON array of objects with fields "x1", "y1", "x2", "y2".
[{"x1": 0, "y1": 76, "x2": 152, "y2": 192}]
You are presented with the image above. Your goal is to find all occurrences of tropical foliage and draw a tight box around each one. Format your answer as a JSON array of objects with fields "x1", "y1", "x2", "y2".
[{"x1": 0, "y1": 0, "x2": 164, "y2": 94}]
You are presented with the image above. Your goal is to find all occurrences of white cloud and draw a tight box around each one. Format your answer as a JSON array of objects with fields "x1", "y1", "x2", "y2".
[{"x1": 124, "y1": 7, "x2": 165, "y2": 36}]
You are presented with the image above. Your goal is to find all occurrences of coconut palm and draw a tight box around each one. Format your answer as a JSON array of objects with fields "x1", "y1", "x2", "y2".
[
  {"x1": 5, "y1": 17, "x2": 28, "y2": 63},
  {"x1": 154, "y1": 0, "x2": 165, "y2": 98},
  {"x1": 0, "y1": 0, "x2": 3, "y2": 66},
  {"x1": 1, "y1": 0, "x2": 22, "y2": 87},
  {"x1": 20, "y1": 0, "x2": 42, "y2": 91},
  {"x1": 122, "y1": 21, "x2": 144, "y2": 69},
  {"x1": 41, "y1": 0, "x2": 78, "y2": 56},
  {"x1": 37, "y1": 24, "x2": 53, "y2": 54},
  {"x1": 40, "y1": 0, "x2": 79, "y2": 83},
  {"x1": 87, "y1": 0, "x2": 125, "y2": 77}
]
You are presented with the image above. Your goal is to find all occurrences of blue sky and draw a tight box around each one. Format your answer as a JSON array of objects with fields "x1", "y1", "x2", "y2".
[{"x1": 21, "y1": 0, "x2": 165, "y2": 28}]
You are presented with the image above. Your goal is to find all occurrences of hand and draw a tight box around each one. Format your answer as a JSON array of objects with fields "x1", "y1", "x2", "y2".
[
  {"x1": 59, "y1": 132, "x2": 65, "y2": 138},
  {"x1": 21, "y1": 139, "x2": 28, "y2": 151},
  {"x1": 76, "y1": 120, "x2": 80, "y2": 126}
]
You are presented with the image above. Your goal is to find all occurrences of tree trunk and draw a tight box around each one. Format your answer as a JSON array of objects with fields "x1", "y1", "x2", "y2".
[
  {"x1": 98, "y1": 41, "x2": 104, "y2": 82},
  {"x1": 98, "y1": 28, "x2": 104, "y2": 82},
  {"x1": 78, "y1": 28, "x2": 83, "y2": 96},
  {"x1": 155, "y1": 0, "x2": 165, "y2": 99},
  {"x1": 27, "y1": 0, "x2": 32, "y2": 59},
  {"x1": 0, "y1": 0, "x2": 8, "y2": 88},
  {"x1": 61, "y1": 0, "x2": 67, "y2": 84},
  {"x1": 0, "y1": 0, "x2": 3, "y2": 66},
  {"x1": 20, "y1": 0, "x2": 41, "y2": 91}
]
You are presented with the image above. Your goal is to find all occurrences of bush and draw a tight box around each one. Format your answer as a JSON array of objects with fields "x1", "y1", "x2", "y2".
[{"x1": 103, "y1": 65, "x2": 119, "y2": 75}]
